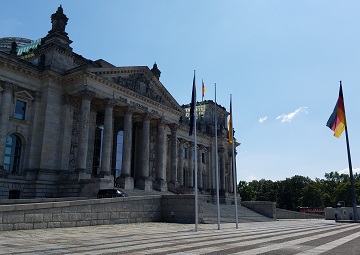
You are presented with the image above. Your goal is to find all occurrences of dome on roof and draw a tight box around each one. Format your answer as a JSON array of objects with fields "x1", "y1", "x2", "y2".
[{"x1": 0, "y1": 37, "x2": 32, "y2": 53}]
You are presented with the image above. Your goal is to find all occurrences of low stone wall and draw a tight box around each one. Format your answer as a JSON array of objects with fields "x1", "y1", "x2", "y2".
[
  {"x1": 162, "y1": 195, "x2": 202, "y2": 223},
  {"x1": 241, "y1": 201, "x2": 277, "y2": 219},
  {"x1": 276, "y1": 208, "x2": 324, "y2": 219},
  {"x1": 0, "y1": 194, "x2": 201, "y2": 231},
  {"x1": 324, "y1": 207, "x2": 360, "y2": 220}
]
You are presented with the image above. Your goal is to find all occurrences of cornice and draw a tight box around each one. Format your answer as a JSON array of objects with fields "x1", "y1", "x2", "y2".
[
  {"x1": 38, "y1": 69, "x2": 66, "y2": 82},
  {"x1": 0, "y1": 55, "x2": 40, "y2": 78}
]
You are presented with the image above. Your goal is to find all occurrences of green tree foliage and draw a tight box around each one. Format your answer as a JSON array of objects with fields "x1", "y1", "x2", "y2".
[{"x1": 238, "y1": 172, "x2": 360, "y2": 211}]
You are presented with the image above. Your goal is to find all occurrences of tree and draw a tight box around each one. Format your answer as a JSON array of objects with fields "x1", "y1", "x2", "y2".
[
  {"x1": 301, "y1": 181, "x2": 324, "y2": 208},
  {"x1": 237, "y1": 171, "x2": 360, "y2": 211}
]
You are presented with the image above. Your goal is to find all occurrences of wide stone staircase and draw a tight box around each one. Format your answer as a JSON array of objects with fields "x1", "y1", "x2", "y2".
[
  {"x1": 202, "y1": 201, "x2": 275, "y2": 223},
  {"x1": 123, "y1": 188, "x2": 274, "y2": 223}
]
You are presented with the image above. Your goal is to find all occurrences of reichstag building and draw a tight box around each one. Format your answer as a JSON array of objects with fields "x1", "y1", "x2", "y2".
[{"x1": 0, "y1": 6, "x2": 237, "y2": 199}]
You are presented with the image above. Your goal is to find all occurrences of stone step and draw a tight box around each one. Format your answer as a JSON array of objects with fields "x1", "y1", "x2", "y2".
[
  {"x1": 202, "y1": 202, "x2": 274, "y2": 223},
  {"x1": 120, "y1": 189, "x2": 274, "y2": 223}
]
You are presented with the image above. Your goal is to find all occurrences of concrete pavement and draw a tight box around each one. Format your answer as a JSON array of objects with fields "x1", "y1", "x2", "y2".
[{"x1": 0, "y1": 219, "x2": 359, "y2": 254}]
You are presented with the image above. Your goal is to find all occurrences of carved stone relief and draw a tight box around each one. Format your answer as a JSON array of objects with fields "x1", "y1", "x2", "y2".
[{"x1": 112, "y1": 73, "x2": 170, "y2": 107}]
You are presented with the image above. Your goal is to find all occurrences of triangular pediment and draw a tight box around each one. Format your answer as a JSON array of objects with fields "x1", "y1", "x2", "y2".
[
  {"x1": 88, "y1": 66, "x2": 184, "y2": 114},
  {"x1": 15, "y1": 90, "x2": 34, "y2": 101}
]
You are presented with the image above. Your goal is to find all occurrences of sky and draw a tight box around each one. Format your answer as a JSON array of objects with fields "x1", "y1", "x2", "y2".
[{"x1": 2, "y1": 1, "x2": 360, "y2": 183}]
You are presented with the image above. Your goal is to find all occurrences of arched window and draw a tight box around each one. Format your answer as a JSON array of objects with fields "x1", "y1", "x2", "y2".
[{"x1": 4, "y1": 134, "x2": 22, "y2": 174}]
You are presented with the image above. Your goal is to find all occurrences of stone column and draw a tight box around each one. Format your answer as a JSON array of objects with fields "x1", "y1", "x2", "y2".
[
  {"x1": 27, "y1": 91, "x2": 43, "y2": 171},
  {"x1": 154, "y1": 118, "x2": 167, "y2": 191},
  {"x1": 169, "y1": 124, "x2": 179, "y2": 187},
  {"x1": 100, "y1": 99, "x2": 117, "y2": 177},
  {"x1": 177, "y1": 139, "x2": 184, "y2": 186},
  {"x1": 208, "y1": 148, "x2": 213, "y2": 192},
  {"x1": 76, "y1": 90, "x2": 95, "y2": 179},
  {"x1": 138, "y1": 113, "x2": 152, "y2": 190},
  {"x1": 229, "y1": 151, "x2": 234, "y2": 193},
  {"x1": 198, "y1": 147, "x2": 203, "y2": 191},
  {"x1": 0, "y1": 82, "x2": 14, "y2": 170},
  {"x1": 210, "y1": 144, "x2": 216, "y2": 193},
  {"x1": 219, "y1": 147, "x2": 226, "y2": 195},
  {"x1": 188, "y1": 142, "x2": 194, "y2": 188},
  {"x1": 59, "y1": 95, "x2": 75, "y2": 170},
  {"x1": 120, "y1": 106, "x2": 134, "y2": 190}
]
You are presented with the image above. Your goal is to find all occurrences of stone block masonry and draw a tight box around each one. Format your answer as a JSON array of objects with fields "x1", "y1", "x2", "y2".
[{"x1": 0, "y1": 194, "x2": 202, "y2": 231}]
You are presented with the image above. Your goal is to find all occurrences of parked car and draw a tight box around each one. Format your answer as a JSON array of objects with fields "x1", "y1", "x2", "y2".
[{"x1": 97, "y1": 188, "x2": 128, "y2": 198}]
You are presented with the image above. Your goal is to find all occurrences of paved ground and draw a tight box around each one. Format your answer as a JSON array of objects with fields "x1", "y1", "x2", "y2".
[{"x1": 1, "y1": 219, "x2": 360, "y2": 254}]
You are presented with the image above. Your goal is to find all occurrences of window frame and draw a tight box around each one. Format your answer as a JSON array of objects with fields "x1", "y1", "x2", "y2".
[
  {"x1": 14, "y1": 99, "x2": 27, "y2": 120},
  {"x1": 13, "y1": 90, "x2": 34, "y2": 121}
]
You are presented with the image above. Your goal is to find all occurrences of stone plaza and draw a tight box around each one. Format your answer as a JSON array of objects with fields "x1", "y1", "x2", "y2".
[{"x1": 1, "y1": 220, "x2": 360, "y2": 254}]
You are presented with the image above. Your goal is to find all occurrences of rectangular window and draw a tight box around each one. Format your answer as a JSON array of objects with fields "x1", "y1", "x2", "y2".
[
  {"x1": 14, "y1": 100, "x2": 26, "y2": 120},
  {"x1": 183, "y1": 147, "x2": 188, "y2": 159},
  {"x1": 202, "y1": 152, "x2": 205, "y2": 163}
]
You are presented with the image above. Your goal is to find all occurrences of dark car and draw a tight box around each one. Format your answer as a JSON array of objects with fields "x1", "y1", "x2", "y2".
[{"x1": 97, "y1": 188, "x2": 128, "y2": 198}]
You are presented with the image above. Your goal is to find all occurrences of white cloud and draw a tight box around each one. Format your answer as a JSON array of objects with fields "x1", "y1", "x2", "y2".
[
  {"x1": 338, "y1": 168, "x2": 360, "y2": 175},
  {"x1": 259, "y1": 116, "x2": 268, "y2": 123},
  {"x1": 276, "y1": 107, "x2": 308, "y2": 123}
]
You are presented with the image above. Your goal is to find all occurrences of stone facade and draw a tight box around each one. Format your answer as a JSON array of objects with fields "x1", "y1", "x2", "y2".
[{"x1": 0, "y1": 6, "x2": 238, "y2": 199}]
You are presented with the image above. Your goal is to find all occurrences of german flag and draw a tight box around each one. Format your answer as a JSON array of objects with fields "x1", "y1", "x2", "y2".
[{"x1": 326, "y1": 83, "x2": 346, "y2": 138}]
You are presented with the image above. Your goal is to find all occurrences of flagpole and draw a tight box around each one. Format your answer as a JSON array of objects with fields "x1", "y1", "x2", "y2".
[
  {"x1": 194, "y1": 71, "x2": 199, "y2": 231},
  {"x1": 345, "y1": 125, "x2": 357, "y2": 221},
  {"x1": 230, "y1": 94, "x2": 239, "y2": 228},
  {"x1": 214, "y1": 83, "x2": 221, "y2": 230},
  {"x1": 202, "y1": 79, "x2": 204, "y2": 102},
  {"x1": 341, "y1": 81, "x2": 358, "y2": 221}
]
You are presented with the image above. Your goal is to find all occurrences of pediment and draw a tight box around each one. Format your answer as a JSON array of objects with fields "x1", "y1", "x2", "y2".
[
  {"x1": 113, "y1": 72, "x2": 171, "y2": 107},
  {"x1": 89, "y1": 67, "x2": 184, "y2": 114},
  {"x1": 15, "y1": 90, "x2": 34, "y2": 101}
]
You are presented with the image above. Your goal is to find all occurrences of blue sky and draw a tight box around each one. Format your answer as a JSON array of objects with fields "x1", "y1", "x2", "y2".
[{"x1": 2, "y1": 1, "x2": 360, "y2": 183}]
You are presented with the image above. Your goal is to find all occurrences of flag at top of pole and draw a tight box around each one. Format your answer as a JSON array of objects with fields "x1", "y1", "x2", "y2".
[
  {"x1": 326, "y1": 81, "x2": 358, "y2": 221},
  {"x1": 202, "y1": 79, "x2": 206, "y2": 101},
  {"x1": 189, "y1": 71, "x2": 196, "y2": 136},
  {"x1": 228, "y1": 97, "x2": 233, "y2": 143},
  {"x1": 326, "y1": 82, "x2": 346, "y2": 138}
]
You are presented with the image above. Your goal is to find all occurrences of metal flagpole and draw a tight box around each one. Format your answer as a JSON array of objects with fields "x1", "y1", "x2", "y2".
[
  {"x1": 194, "y1": 72, "x2": 199, "y2": 232},
  {"x1": 230, "y1": 94, "x2": 239, "y2": 228},
  {"x1": 342, "y1": 82, "x2": 358, "y2": 221},
  {"x1": 345, "y1": 125, "x2": 357, "y2": 221},
  {"x1": 215, "y1": 83, "x2": 221, "y2": 230}
]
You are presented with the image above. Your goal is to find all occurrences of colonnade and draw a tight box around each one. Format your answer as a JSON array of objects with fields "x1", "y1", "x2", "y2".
[
  {"x1": 80, "y1": 89, "x2": 230, "y2": 193},
  {"x1": 0, "y1": 85, "x2": 234, "y2": 195}
]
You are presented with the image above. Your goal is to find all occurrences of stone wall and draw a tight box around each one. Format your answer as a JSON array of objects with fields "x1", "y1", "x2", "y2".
[
  {"x1": 241, "y1": 201, "x2": 277, "y2": 219},
  {"x1": 241, "y1": 201, "x2": 325, "y2": 220},
  {"x1": 0, "y1": 194, "x2": 201, "y2": 231},
  {"x1": 324, "y1": 207, "x2": 360, "y2": 220},
  {"x1": 162, "y1": 194, "x2": 202, "y2": 223},
  {"x1": 276, "y1": 208, "x2": 324, "y2": 219}
]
